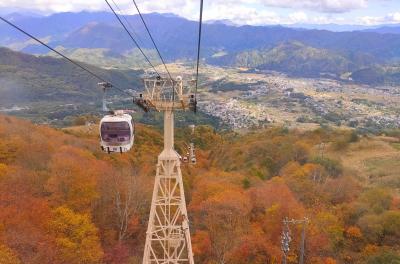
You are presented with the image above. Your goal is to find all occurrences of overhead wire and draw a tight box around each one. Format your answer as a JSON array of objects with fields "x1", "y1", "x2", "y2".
[
  {"x1": 0, "y1": 16, "x2": 133, "y2": 98},
  {"x1": 131, "y1": 0, "x2": 173, "y2": 81},
  {"x1": 194, "y1": 0, "x2": 204, "y2": 103},
  {"x1": 1, "y1": 1, "x2": 205, "y2": 113},
  {"x1": 109, "y1": 0, "x2": 146, "y2": 48},
  {"x1": 104, "y1": 0, "x2": 160, "y2": 77}
]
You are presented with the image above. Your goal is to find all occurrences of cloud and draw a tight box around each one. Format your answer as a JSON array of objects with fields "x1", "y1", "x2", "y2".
[
  {"x1": 258, "y1": 0, "x2": 368, "y2": 13},
  {"x1": 288, "y1": 12, "x2": 308, "y2": 23},
  {"x1": 359, "y1": 12, "x2": 400, "y2": 25},
  {"x1": 203, "y1": 3, "x2": 282, "y2": 25},
  {"x1": 0, "y1": 0, "x2": 395, "y2": 26},
  {"x1": 0, "y1": 0, "x2": 371, "y2": 15},
  {"x1": 209, "y1": 0, "x2": 369, "y2": 13},
  {"x1": 0, "y1": 0, "x2": 107, "y2": 13}
]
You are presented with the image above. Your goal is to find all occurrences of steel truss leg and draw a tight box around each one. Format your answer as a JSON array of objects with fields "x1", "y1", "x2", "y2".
[{"x1": 143, "y1": 110, "x2": 194, "y2": 264}]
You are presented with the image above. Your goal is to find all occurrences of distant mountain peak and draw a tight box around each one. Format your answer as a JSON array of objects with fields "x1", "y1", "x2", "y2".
[
  {"x1": 287, "y1": 23, "x2": 376, "y2": 32},
  {"x1": 205, "y1": 19, "x2": 239, "y2": 27},
  {"x1": 4, "y1": 11, "x2": 44, "y2": 21},
  {"x1": 153, "y1": 12, "x2": 180, "y2": 18}
]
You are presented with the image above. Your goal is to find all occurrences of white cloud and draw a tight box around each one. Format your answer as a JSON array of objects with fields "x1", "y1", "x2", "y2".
[
  {"x1": 0, "y1": 0, "x2": 396, "y2": 26},
  {"x1": 203, "y1": 3, "x2": 282, "y2": 25},
  {"x1": 0, "y1": 0, "x2": 371, "y2": 15},
  {"x1": 258, "y1": 0, "x2": 368, "y2": 13},
  {"x1": 359, "y1": 12, "x2": 400, "y2": 25},
  {"x1": 209, "y1": 0, "x2": 369, "y2": 13},
  {"x1": 0, "y1": 0, "x2": 107, "y2": 13},
  {"x1": 288, "y1": 12, "x2": 308, "y2": 23}
]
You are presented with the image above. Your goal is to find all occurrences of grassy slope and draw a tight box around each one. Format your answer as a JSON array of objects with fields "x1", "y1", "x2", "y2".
[{"x1": 327, "y1": 136, "x2": 400, "y2": 192}]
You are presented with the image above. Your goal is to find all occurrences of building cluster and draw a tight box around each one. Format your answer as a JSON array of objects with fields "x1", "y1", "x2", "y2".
[
  {"x1": 203, "y1": 70, "x2": 400, "y2": 131},
  {"x1": 199, "y1": 99, "x2": 271, "y2": 129},
  {"x1": 0, "y1": 105, "x2": 29, "y2": 112},
  {"x1": 361, "y1": 115, "x2": 400, "y2": 129},
  {"x1": 242, "y1": 84, "x2": 270, "y2": 98}
]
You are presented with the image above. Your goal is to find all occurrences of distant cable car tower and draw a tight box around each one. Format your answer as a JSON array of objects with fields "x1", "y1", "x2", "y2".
[{"x1": 138, "y1": 76, "x2": 196, "y2": 264}]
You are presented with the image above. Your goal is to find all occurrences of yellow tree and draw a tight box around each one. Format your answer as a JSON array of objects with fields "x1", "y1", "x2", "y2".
[
  {"x1": 50, "y1": 206, "x2": 104, "y2": 264},
  {"x1": 0, "y1": 244, "x2": 21, "y2": 264},
  {"x1": 0, "y1": 163, "x2": 8, "y2": 179}
]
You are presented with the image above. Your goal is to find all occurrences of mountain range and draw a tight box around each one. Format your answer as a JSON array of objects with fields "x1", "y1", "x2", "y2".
[{"x1": 2, "y1": 12, "x2": 400, "y2": 84}]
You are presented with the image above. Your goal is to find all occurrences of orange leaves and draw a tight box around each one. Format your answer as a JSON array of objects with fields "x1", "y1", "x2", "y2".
[
  {"x1": 0, "y1": 184, "x2": 56, "y2": 263},
  {"x1": 228, "y1": 233, "x2": 281, "y2": 264},
  {"x1": 362, "y1": 244, "x2": 379, "y2": 256},
  {"x1": 0, "y1": 139, "x2": 19, "y2": 165},
  {"x1": 189, "y1": 170, "x2": 252, "y2": 263},
  {"x1": 249, "y1": 177, "x2": 305, "y2": 219},
  {"x1": 1, "y1": 114, "x2": 399, "y2": 263},
  {"x1": 391, "y1": 195, "x2": 400, "y2": 210},
  {"x1": 0, "y1": 163, "x2": 8, "y2": 179},
  {"x1": 345, "y1": 226, "x2": 363, "y2": 240},
  {"x1": 280, "y1": 162, "x2": 326, "y2": 206},
  {"x1": 189, "y1": 169, "x2": 246, "y2": 211},
  {"x1": 46, "y1": 146, "x2": 107, "y2": 212},
  {"x1": 103, "y1": 242, "x2": 130, "y2": 264},
  {"x1": 0, "y1": 244, "x2": 21, "y2": 264},
  {"x1": 189, "y1": 171, "x2": 305, "y2": 263},
  {"x1": 280, "y1": 162, "x2": 306, "y2": 178},
  {"x1": 226, "y1": 224, "x2": 281, "y2": 264},
  {"x1": 248, "y1": 178, "x2": 305, "y2": 241},
  {"x1": 323, "y1": 257, "x2": 337, "y2": 264},
  {"x1": 192, "y1": 230, "x2": 212, "y2": 257},
  {"x1": 195, "y1": 178, "x2": 251, "y2": 231}
]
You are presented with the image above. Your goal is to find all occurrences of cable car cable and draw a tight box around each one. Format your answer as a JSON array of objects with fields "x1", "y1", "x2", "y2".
[
  {"x1": 104, "y1": 0, "x2": 160, "y2": 77},
  {"x1": 0, "y1": 16, "x2": 132, "y2": 98},
  {"x1": 131, "y1": 0, "x2": 173, "y2": 81},
  {"x1": 131, "y1": 0, "x2": 175, "y2": 109},
  {"x1": 110, "y1": 0, "x2": 146, "y2": 48},
  {"x1": 194, "y1": 0, "x2": 204, "y2": 102}
]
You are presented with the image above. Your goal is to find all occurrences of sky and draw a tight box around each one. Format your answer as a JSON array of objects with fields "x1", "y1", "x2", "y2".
[{"x1": 0, "y1": 0, "x2": 400, "y2": 26}]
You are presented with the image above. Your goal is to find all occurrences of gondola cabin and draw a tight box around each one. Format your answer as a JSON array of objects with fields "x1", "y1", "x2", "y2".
[{"x1": 100, "y1": 111, "x2": 134, "y2": 153}]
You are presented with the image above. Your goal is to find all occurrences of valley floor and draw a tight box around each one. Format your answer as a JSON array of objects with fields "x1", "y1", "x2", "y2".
[{"x1": 153, "y1": 63, "x2": 400, "y2": 132}]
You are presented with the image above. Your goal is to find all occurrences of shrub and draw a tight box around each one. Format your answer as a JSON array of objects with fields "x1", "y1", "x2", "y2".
[
  {"x1": 311, "y1": 157, "x2": 343, "y2": 178},
  {"x1": 367, "y1": 250, "x2": 400, "y2": 264}
]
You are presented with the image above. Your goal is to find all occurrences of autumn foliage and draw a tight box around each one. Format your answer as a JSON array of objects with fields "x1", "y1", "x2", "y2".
[{"x1": 0, "y1": 115, "x2": 399, "y2": 263}]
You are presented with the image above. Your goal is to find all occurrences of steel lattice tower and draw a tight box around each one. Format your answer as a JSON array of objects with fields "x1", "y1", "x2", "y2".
[{"x1": 138, "y1": 77, "x2": 196, "y2": 264}]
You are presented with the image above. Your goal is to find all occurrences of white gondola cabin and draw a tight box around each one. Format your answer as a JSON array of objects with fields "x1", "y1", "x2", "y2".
[{"x1": 100, "y1": 111, "x2": 134, "y2": 153}]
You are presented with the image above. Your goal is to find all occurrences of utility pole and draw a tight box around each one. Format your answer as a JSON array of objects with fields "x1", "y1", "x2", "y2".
[
  {"x1": 299, "y1": 219, "x2": 308, "y2": 264},
  {"x1": 189, "y1": 142, "x2": 196, "y2": 164},
  {"x1": 281, "y1": 217, "x2": 310, "y2": 264},
  {"x1": 281, "y1": 217, "x2": 291, "y2": 264},
  {"x1": 318, "y1": 142, "x2": 325, "y2": 160},
  {"x1": 139, "y1": 76, "x2": 196, "y2": 264}
]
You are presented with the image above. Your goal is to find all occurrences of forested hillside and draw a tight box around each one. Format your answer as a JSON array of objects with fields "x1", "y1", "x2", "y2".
[
  {"x1": 0, "y1": 47, "x2": 143, "y2": 105},
  {"x1": 0, "y1": 114, "x2": 399, "y2": 263},
  {"x1": 209, "y1": 42, "x2": 362, "y2": 78}
]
